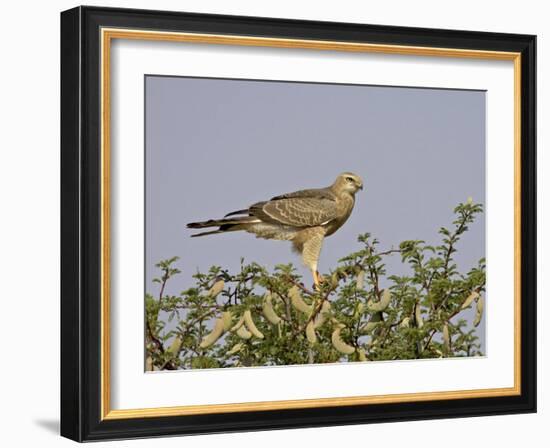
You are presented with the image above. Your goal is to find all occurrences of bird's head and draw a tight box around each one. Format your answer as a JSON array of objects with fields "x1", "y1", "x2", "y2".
[{"x1": 333, "y1": 172, "x2": 364, "y2": 195}]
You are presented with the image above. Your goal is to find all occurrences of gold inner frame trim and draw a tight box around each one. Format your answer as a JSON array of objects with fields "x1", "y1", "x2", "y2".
[{"x1": 100, "y1": 27, "x2": 522, "y2": 420}]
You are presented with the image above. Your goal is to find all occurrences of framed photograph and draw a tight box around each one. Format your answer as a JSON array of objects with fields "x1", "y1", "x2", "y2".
[{"x1": 60, "y1": 6, "x2": 536, "y2": 441}]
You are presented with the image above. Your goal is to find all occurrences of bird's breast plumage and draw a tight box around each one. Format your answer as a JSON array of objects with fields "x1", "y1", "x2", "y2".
[{"x1": 325, "y1": 193, "x2": 355, "y2": 236}]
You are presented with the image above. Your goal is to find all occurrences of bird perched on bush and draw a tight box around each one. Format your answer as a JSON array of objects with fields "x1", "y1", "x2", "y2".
[{"x1": 187, "y1": 172, "x2": 363, "y2": 288}]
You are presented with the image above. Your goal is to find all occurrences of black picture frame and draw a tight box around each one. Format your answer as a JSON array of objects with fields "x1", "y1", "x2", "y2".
[{"x1": 61, "y1": 5, "x2": 536, "y2": 442}]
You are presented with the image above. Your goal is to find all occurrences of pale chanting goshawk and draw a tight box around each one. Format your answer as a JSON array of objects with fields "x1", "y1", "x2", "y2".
[{"x1": 187, "y1": 172, "x2": 364, "y2": 288}]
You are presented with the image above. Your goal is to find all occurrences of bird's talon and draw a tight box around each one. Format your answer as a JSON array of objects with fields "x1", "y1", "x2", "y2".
[{"x1": 313, "y1": 271, "x2": 325, "y2": 290}]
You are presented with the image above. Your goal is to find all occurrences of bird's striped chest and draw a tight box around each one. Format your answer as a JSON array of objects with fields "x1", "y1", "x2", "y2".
[{"x1": 325, "y1": 193, "x2": 355, "y2": 236}]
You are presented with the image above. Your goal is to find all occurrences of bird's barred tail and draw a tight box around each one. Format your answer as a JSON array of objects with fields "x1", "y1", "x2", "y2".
[
  {"x1": 186, "y1": 216, "x2": 258, "y2": 237},
  {"x1": 187, "y1": 228, "x2": 227, "y2": 237}
]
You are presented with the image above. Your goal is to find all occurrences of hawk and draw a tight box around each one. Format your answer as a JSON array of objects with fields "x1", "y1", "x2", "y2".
[{"x1": 187, "y1": 172, "x2": 364, "y2": 288}]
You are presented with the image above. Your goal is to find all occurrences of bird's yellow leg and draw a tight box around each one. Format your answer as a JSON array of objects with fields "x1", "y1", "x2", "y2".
[
  {"x1": 316, "y1": 271, "x2": 325, "y2": 284},
  {"x1": 312, "y1": 270, "x2": 320, "y2": 289},
  {"x1": 312, "y1": 270, "x2": 324, "y2": 290}
]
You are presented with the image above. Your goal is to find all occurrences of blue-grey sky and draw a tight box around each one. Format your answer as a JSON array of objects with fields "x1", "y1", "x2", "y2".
[{"x1": 145, "y1": 76, "x2": 486, "y2": 349}]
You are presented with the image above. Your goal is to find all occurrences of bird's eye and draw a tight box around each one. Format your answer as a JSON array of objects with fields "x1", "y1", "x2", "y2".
[{"x1": 346, "y1": 177, "x2": 354, "y2": 182}]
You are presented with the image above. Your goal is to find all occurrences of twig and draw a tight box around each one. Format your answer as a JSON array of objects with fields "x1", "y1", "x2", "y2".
[{"x1": 283, "y1": 275, "x2": 315, "y2": 296}]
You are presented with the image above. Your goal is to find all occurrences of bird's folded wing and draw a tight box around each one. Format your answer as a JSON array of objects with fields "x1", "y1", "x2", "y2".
[
  {"x1": 252, "y1": 197, "x2": 338, "y2": 227},
  {"x1": 270, "y1": 188, "x2": 334, "y2": 201}
]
